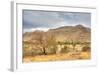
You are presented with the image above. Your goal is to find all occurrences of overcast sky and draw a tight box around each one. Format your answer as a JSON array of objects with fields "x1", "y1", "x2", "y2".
[{"x1": 23, "y1": 10, "x2": 91, "y2": 33}]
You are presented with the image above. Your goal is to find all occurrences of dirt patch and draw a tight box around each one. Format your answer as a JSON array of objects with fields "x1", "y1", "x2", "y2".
[{"x1": 23, "y1": 52, "x2": 91, "y2": 63}]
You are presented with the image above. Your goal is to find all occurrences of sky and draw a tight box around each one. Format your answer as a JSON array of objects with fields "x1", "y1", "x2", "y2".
[{"x1": 23, "y1": 10, "x2": 91, "y2": 33}]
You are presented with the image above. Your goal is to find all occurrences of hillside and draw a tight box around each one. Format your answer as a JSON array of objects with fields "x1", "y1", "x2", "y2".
[{"x1": 23, "y1": 24, "x2": 91, "y2": 43}]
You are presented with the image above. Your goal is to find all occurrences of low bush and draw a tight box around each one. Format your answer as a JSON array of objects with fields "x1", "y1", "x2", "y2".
[
  {"x1": 82, "y1": 46, "x2": 91, "y2": 52},
  {"x1": 61, "y1": 46, "x2": 69, "y2": 53},
  {"x1": 45, "y1": 47, "x2": 56, "y2": 55}
]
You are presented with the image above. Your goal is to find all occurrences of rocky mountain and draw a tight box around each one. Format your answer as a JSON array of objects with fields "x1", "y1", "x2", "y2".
[{"x1": 23, "y1": 24, "x2": 91, "y2": 43}]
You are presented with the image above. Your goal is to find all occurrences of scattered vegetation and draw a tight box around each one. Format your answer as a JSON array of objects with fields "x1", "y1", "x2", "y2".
[
  {"x1": 23, "y1": 25, "x2": 91, "y2": 62},
  {"x1": 23, "y1": 40, "x2": 91, "y2": 62}
]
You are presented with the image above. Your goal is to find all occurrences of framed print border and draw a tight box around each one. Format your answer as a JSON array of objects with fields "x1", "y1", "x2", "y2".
[{"x1": 11, "y1": 1, "x2": 97, "y2": 72}]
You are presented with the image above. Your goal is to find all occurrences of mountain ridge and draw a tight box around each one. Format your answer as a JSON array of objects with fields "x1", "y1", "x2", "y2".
[{"x1": 23, "y1": 24, "x2": 91, "y2": 43}]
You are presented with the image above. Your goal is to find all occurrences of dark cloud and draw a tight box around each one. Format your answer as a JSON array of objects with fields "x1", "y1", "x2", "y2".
[{"x1": 23, "y1": 10, "x2": 91, "y2": 32}]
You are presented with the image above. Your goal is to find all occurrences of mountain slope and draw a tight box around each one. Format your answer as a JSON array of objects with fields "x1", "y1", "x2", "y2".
[{"x1": 23, "y1": 24, "x2": 91, "y2": 43}]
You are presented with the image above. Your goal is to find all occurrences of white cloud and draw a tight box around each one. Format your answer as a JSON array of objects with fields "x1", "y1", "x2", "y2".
[{"x1": 23, "y1": 28, "x2": 50, "y2": 33}]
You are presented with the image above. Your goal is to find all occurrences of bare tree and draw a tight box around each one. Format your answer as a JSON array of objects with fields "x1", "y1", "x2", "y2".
[
  {"x1": 37, "y1": 32, "x2": 57, "y2": 55},
  {"x1": 36, "y1": 32, "x2": 47, "y2": 55}
]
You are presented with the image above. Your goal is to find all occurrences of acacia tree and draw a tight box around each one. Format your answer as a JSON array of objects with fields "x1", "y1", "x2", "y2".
[
  {"x1": 36, "y1": 32, "x2": 47, "y2": 55},
  {"x1": 37, "y1": 32, "x2": 57, "y2": 55}
]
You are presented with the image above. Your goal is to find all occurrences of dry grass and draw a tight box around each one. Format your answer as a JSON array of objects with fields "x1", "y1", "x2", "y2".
[{"x1": 23, "y1": 52, "x2": 91, "y2": 63}]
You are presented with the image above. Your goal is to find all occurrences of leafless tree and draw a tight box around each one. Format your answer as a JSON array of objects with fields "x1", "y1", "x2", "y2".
[{"x1": 37, "y1": 32, "x2": 57, "y2": 55}]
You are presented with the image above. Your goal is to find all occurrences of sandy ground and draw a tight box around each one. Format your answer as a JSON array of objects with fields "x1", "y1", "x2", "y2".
[{"x1": 23, "y1": 52, "x2": 91, "y2": 63}]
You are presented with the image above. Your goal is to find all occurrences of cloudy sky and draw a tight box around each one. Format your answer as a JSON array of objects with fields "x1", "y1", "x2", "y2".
[{"x1": 23, "y1": 10, "x2": 91, "y2": 33}]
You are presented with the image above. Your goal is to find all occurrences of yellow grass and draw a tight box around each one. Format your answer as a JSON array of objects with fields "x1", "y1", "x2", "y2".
[{"x1": 23, "y1": 52, "x2": 91, "y2": 63}]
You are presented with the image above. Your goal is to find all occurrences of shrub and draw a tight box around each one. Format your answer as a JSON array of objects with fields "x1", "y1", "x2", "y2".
[
  {"x1": 46, "y1": 47, "x2": 56, "y2": 55},
  {"x1": 31, "y1": 48, "x2": 43, "y2": 56},
  {"x1": 82, "y1": 46, "x2": 91, "y2": 52},
  {"x1": 61, "y1": 46, "x2": 69, "y2": 53}
]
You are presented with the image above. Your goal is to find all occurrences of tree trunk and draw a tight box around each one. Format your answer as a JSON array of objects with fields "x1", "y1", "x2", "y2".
[
  {"x1": 43, "y1": 47, "x2": 47, "y2": 55},
  {"x1": 73, "y1": 44, "x2": 76, "y2": 52}
]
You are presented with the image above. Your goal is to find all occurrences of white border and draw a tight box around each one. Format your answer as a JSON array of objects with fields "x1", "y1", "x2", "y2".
[{"x1": 11, "y1": 1, "x2": 97, "y2": 72}]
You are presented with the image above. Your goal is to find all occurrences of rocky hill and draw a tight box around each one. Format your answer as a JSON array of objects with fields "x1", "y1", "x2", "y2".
[{"x1": 23, "y1": 24, "x2": 91, "y2": 43}]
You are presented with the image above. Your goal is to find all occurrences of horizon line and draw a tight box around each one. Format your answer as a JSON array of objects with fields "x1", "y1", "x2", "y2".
[{"x1": 23, "y1": 24, "x2": 91, "y2": 33}]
